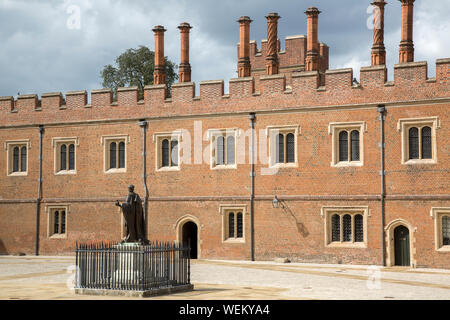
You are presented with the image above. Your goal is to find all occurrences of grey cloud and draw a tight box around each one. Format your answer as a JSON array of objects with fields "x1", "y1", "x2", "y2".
[{"x1": 0, "y1": 0, "x2": 448, "y2": 97}]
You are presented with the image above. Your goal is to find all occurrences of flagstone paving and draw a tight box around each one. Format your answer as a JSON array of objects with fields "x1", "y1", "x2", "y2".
[{"x1": 0, "y1": 256, "x2": 449, "y2": 300}]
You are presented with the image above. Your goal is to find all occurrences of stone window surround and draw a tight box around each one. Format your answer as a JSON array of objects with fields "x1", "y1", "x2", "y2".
[
  {"x1": 153, "y1": 131, "x2": 182, "y2": 172},
  {"x1": 219, "y1": 204, "x2": 247, "y2": 243},
  {"x1": 4, "y1": 140, "x2": 30, "y2": 176},
  {"x1": 46, "y1": 204, "x2": 69, "y2": 239},
  {"x1": 431, "y1": 207, "x2": 450, "y2": 252},
  {"x1": 266, "y1": 125, "x2": 301, "y2": 168},
  {"x1": 397, "y1": 117, "x2": 440, "y2": 165},
  {"x1": 52, "y1": 137, "x2": 79, "y2": 175},
  {"x1": 321, "y1": 206, "x2": 370, "y2": 248},
  {"x1": 101, "y1": 134, "x2": 130, "y2": 174},
  {"x1": 328, "y1": 121, "x2": 366, "y2": 167},
  {"x1": 208, "y1": 128, "x2": 240, "y2": 170}
]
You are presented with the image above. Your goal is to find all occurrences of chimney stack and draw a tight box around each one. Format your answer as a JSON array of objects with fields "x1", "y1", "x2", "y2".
[
  {"x1": 178, "y1": 22, "x2": 193, "y2": 83},
  {"x1": 153, "y1": 25, "x2": 167, "y2": 85},
  {"x1": 371, "y1": 0, "x2": 387, "y2": 66},
  {"x1": 305, "y1": 7, "x2": 321, "y2": 72},
  {"x1": 399, "y1": 0, "x2": 415, "y2": 63},
  {"x1": 238, "y1": 16, "x2": 252, "y2": 78},
  {"x1": 265, "y1": 13, "x2": 280, "y2": 75}
]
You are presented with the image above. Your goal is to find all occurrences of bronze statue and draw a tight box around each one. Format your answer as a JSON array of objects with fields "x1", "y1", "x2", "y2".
[{"x1": 115, "y1": 185, "x2": 147, "y2": 244}]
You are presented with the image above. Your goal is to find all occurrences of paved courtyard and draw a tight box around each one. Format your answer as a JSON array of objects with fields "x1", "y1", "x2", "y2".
[{"x1": 0, "y1": 256, "x2": 449, "y2": 300}]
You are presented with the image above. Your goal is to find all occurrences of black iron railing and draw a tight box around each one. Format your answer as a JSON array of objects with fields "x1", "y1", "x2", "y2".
[{"x1": 75, "y1": 241, "x2": 191, "y2": 291}]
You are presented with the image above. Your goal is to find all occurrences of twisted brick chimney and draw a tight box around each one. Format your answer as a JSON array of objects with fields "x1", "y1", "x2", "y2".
[
  {"x1": 153, "y1": 25, "x2": 167, "y2": 85},
  {"x1": 371, "y1": 0, "x2": 387, "y2": 66},
  {"x1": 265, "y1": 13, "x2": 280, "y2": 75},
  {"x1": 305, "y1": 7, "x2": 321, "y2": 72},
  {"x1": 178, "y1": 22, "x2": 192, "y2": 83},
  {"x1": 238, "y1": 16, "x2": 252, "y2": 78},
  {"x1": 399, "y1": 0, "x2": 415, "y2": 63}
]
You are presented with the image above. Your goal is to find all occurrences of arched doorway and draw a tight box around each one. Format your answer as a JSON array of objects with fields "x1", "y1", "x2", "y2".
[
  {"x1": 182, "y1": 221, "x2": 198, "y2": 259},
  {"x1": 394, "y1": 225, "x2": 410, "y2": 266}
]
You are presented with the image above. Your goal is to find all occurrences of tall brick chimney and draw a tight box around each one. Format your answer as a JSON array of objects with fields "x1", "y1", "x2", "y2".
[
  {"x1": 399, "y1": 0, "x2": 415, "y2": 63},
  {"x1": 265, "y1": 13, "x2": 280, "y2": 75},
  {"x1": 305, "y1": 7, "x2": 321, "y2": 72},
  {"x1": 371, "y1": 0, "x2": 387, "y2": 66},
  {"x1": 238, "y1": 16, "x2": 252, "y2": 78},
  {"x1": 178, "y1": 22, "x2": 192, "y2": 83},
  {"x1": 153, "y1": 25, "x2": 167, "y2": 85}
]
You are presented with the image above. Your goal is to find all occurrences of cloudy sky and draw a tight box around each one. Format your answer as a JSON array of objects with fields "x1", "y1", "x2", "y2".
[{"x1": 0, "y1": 0, "x2": 449, "y2": 97}]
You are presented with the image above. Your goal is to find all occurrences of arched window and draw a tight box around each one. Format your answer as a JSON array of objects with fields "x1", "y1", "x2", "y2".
[
  {"x1": 286, "y1": 133, "x2": 295, "y2": 163},
  {"x1": 68, "y1": 144, "x2": 75, "y2": 171},
  {"x1": 443, "y1": 216, "x2": 450, "y2": 246},
  {"x1": 350, "y1": 130, "x2": 360, "y2": 161},
  {"x1": 13, "y1": 146, "x2": 19, "y2": 172},
  {"x1": 60, "y1": 144, "x2": 67, "y2": 171},
  {"x1": 331, "y1": 214, "x2": 340, "y2": 242},
  {"x1": 162, "y1": 139, "x2": 170, "y2": 167},
  {"x1": 61, "y1": 211, "x2": 66, "y2": 234},
  {"x1": 421, "y1": 126, "x2": 432, "y2": 159},
  {"x1": 354, "y1": 214, "x2": 364, "y2": 242},
  {"x1": 171, "y1": 139, "x2": 179, "y2": 167},
  {"x1": 339, "y1": 131, "x2": 349, "y2": 162},
  {"x1": 408, "y1": 127, "x2": 419, "y2": 160},
  {"x1": 109, "y1": 142, "x2": 117, "y2": 169},
  {"x1": 343, "y1": 214, "x2": 352, "y2": 242},
  {"x1": 54, "y1": 211, "x2": 59, "y2": 234},
  {"x1": 228, "y1": 212, "x2": 235, "y2": 238},
  {"x1": 20, "y1": 146, "x2": 27, "y2": 172},
  {"x1": 217, "y1": 136, "x2": 225, "y2": 165},
  {"x1": 118, "y1": 142, "x2": 125, "y2": 169},
  {"x1": 227, "y1": 136, "x2": 235, "y2": 165},
  {"x1": 236, "y1": 212, "x2": 243, "y2": 238},
  {"x1": 276, "y1": 133, "x2": 284, "y2": 164}
]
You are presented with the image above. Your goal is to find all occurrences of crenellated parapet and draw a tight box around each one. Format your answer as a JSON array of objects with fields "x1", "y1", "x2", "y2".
[{"x1": 0, "y1": 59, "x2": 449, "y2": 127}]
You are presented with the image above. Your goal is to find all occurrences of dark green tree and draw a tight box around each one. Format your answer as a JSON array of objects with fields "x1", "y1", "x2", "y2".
[{"x1": 101, "y1": 46, "x2": 178, "y2": 99}]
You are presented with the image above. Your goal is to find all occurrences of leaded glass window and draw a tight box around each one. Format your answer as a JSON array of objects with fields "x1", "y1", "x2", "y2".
[
  {"x1": 110, "y1": 142, "x2": 117, "y2": 169},
  {"x1": 13, "y1": 147, "x2": 19, "y2": 172},
  {"x1": 443, "y1": 216, "x2": 450, "y2": 246},
  {"x1": 339, "y1": 131, "x2": 348, "y2": 162},
  {"x1": 20, "y1": 147, "x2": 27, "y2": 172},
  {"x1": 421, "y1": 126, "x2": 432, "y2": 159},
  {"x1": 162, "y1": 139, "x2": 170, "y2": 167},
  {"x1": 54, "y1": 211, "x2": 59, "y2": 234},
  {"x1": 236, "y1": 212, "x2": 243, "y2": 238},
  {"x1": 68, "y1": 144, "x2": 75, "y2": 171},
  {"x1": 350, "y1": 130, "x2": 360, "y2": 161},
  {"x1": 343, "y1": 215, "x2": 352, "y2": 242},
  {"x1": 276, "y1": 133, "x2": 284, "y2": 164},
  {"x1": 286, "y1": 133, "x2": 295, "y2": 163},
  {"x1": 228, "y1": 212, "x2": 235, "y2": 239},
  {"x1": 227, "y1": 136, "x2": 235, "y2": 165},
  {"x1": 171, "y1": 139, "x2": 179, "y2": 167},
  {"x1": 408, "y1": 127, "x2": 419, "y2": 160},
  {"x1": 118, "y1": 142, "x2": 125, "y2": 169},
  {"x1": 354, "y1": 214, "x2": 364, "y2": 242},
  {"x1": 60, "y1": 144, "x2": 67, "y2": 171},
  {"x1": 216, "y1": 136, "x2": 225, "y2": 165},
  {"x1": 332, "y1": 214, "x2": 340, "y2": 242}
]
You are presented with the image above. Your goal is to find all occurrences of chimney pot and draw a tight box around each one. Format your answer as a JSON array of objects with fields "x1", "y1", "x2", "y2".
[
  {"x1": 153, "y1": 25, "x2": 167, "y2": 85},
  {"x1": 178, "y1": 22, "x2": 193, "y2": 83},
  {"x1": 265, "y1": 13, "x2": 281, "y2": 75}
]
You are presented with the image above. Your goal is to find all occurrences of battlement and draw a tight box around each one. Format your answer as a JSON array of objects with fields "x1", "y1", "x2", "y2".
[
  {"x1": 238, "y1": 35, "x2": 329, "y2": 87},
  {"x1": 1, "y1": 59, "x2": 449, "y2": 127}
]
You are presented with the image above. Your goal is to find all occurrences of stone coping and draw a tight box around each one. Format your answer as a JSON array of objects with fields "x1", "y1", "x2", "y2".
[
  {"x1": 394, "y1": 61, "x2": 428, "y2": 69},
  {"x1": 325, "y1": 68, "x2": 353, "y2": 74},
  {"x1": 75, "y1": 284, "x2": 194, "y2": 298}
]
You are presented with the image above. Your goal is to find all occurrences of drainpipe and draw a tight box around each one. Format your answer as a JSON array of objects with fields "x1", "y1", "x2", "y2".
[
  {"x1": 249, "y1": 113, "x2": 256, "y2": 261},
  {"x1": 139, "y1": 120, "x2": 149, "y2": 240},
  {"x1": 35, "y1": 125, "x2": 44, "y2": 256},
  {"x1": 378, "y1": 105, "x2": 386, "y2": 266}
]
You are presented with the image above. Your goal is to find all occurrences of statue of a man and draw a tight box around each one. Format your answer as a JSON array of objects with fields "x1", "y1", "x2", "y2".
[{"x1": 115, "y1": 185, "x2": 147, "y2": 244}]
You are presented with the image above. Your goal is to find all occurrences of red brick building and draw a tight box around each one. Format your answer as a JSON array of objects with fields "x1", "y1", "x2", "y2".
[{"x1": 0, "y1": 2, "x2": 449, "y2": 269}]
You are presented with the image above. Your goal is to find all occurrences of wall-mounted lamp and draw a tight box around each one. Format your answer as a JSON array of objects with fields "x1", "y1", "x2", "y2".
[{"x1": 272, "y1": 196, "x2": 284, "y2": 209}]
